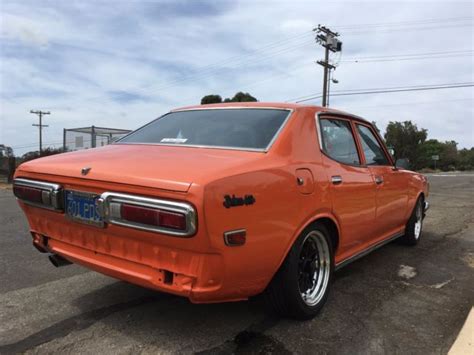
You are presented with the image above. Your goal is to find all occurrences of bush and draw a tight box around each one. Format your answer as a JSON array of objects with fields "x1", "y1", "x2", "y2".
[{"x1": 21, "y1": 147, "x2": 66, "y2": 163}]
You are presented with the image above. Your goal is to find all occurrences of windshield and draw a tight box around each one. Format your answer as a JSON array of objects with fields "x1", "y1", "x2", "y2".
[{"x1": 118, "y1": 108, "x2": 290, "y2": 151}]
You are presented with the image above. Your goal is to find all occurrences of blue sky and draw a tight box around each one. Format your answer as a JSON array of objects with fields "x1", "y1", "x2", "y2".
[{"x1": 0, "y1": 0, "x2": 473, "y2": 155}]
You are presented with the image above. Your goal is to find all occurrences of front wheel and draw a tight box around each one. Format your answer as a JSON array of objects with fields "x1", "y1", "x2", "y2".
[
  {"x1": 264, "y1": 223, "x2": 334, "y2": 320},
  {"x1": 400, "y1": 197, "x2": 424, "y2": 245}
]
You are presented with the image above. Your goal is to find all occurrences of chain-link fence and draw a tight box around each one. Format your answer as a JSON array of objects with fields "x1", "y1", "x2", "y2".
[{"x1": 63, "y1": 126, "x2": 131, "y2": 151}]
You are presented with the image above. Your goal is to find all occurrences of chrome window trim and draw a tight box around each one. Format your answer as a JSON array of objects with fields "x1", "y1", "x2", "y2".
[
  {"x1": 315, "y1": 113, "x2": 364, "y2": 167},
  {"x1": 315, "y1": 112, "x2": 324, "y2": 151},
  {"x1": 353, "y1": 121, "x2": 394, "y2": 167},
  {"x1": 116, "y1": 107, "x2": 294, "y2": 153},
  {"x1": 13, "y1": 178, "x2": 63, "y2": 211},
  {"x1": 99, "y1": 192, "x2": 197, "y2": 237}
]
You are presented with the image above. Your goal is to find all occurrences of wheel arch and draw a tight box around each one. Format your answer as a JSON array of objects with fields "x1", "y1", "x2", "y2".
[{"x1": 267, "y1": 212, "x2": 341, "y2": 288}]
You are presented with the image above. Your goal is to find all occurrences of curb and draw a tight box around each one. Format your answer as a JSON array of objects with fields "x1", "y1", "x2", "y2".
[{"x1": 449, "y1": 307, "x2": 474, "y2": 354}]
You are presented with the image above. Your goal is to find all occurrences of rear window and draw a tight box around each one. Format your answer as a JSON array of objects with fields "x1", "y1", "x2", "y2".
[{"x1": 118, "y1": 109, "x2": 290, "y2": 151}]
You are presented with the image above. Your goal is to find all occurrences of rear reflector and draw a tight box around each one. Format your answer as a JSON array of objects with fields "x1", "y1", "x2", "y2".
[
  {"x1": 224, "y1": 229, "x2": 247, "y2": 246},
  {"x1": 120, "y1": 203, "x2": 186, "y2": 231}
]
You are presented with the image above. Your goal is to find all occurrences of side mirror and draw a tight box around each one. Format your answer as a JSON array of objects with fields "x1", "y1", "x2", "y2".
[{"x1": 395, "y1": 158, "x2": 409, "y2": 170}]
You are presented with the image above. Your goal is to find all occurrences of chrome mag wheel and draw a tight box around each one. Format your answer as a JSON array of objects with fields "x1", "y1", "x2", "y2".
[
  {"x1": 298, "y1": 230, "x2": 331, "y2": 306},
  {"x1": 414, "y1": 201, "x2": 423, "y2": 240}
]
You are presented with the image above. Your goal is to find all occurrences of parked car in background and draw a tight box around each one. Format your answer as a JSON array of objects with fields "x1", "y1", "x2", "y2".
[{"x1": 13, "y1": 102, "x2": 429, "y2": 319}]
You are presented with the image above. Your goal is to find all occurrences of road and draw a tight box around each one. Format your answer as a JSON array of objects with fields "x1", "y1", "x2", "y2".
[{"x1": 0, "y1": 173, "x2": 473, "y2": 354}]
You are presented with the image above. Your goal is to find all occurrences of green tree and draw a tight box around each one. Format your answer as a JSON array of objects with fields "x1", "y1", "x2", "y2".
[
  {"x1": 21, "y1": 147, "x2": 66, "y2": 163},
  {"x1": 458, "y1": 148, "x2": 474, "y2": 171},
  {"x1": 417, "y1": 139, "x2": 443, "y2": 169},
  {"x1": 439, "y1": 140, "x2": 458, "y2": 171},
  {"x1": 227, "y1": 91, "x2": 257, "y2": 102},
  {"x1": 201, "y1": 95, "x2": 222, "y2": 105},
  {"x1": 384, "y1": 121, "x2": 427, "y2": 170},
  {"x1": 201, "y1": 92, "x2": 257, "y2": 104}
]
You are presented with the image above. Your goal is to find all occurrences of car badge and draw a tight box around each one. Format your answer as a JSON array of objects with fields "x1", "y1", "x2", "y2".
[
  {"x1": 81, "y1": 167, "x2": 91, "y2": 176},
  {"x1": 223, "y1": 194, "x2": 256, "y2": 209}
]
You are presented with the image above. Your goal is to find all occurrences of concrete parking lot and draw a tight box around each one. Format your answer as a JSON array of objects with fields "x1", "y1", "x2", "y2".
[{"x1": 0, "y1": 173, "x2": 473, "y2": 354}]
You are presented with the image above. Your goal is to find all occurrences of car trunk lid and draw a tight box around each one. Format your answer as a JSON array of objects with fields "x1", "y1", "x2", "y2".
[{"x1": 16, "y1": 144, "x2": 263, "y2": 192}]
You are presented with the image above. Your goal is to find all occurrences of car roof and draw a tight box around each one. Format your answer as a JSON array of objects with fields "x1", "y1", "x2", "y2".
[{"x1": 171, "y1": 102, "x2": 371, "y2": 124}]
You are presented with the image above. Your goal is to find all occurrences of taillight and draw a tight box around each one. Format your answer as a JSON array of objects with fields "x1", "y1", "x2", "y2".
[
  {"x1": 13, "y1": 185, "x2": 44, "y2": 204},
  {"x1": 13, "y1": 179, "x2": 62, "y2": 210},
  {"x1": 101, "y1": 192, "x2": 196, "y2": 236},
  {"x1": 120, "y1": 203, "x2": 186, "y2": 231},
  {"x1": 159, "y1": 210, "x2": 186, "y2": 230}
]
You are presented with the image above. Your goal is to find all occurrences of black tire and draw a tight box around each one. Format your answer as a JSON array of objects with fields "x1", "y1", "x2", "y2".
[
  {"x1": 399, "y1": 197, "x2": 424, "y2": 246},
  {"x1": 264, "y1": 222, "x2": 334, "y2": 320}
]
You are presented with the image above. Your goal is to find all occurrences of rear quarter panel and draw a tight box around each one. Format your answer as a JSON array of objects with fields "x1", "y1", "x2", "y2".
[{"x1": 202, "y1": 108, "x2": 333, "y2": 298}]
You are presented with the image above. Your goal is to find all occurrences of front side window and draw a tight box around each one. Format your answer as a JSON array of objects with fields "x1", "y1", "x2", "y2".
[
  {"x1": 118, "y1": 109, "x2": 290, "y2": 151},
  {"x1": 319, "y1": 118, "x2": 360, "y2": 165},
  {"x1": 356, "y1": 124, "x2": 390, "y2": 165}
]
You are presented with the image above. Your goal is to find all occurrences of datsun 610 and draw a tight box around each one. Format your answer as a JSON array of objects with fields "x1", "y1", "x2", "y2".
[{"x1": 13, "y1": 103, "x2": 429, "y2": 319}]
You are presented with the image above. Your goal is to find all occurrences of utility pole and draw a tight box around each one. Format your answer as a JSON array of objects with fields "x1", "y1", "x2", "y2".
[
  {"x1": 314, "y1": 25, "x2": 342, "y2": 107},
  {"x1": 30, "y1": 110, "x2": 51, "y2": 153}
]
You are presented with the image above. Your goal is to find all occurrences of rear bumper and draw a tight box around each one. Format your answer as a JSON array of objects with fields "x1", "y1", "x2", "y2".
[
  {"x1": 50, "y1": 238, "x2": 223, "y2": 301},
  {"x1": 33, "y1": 232, "x2": 230, "y2": 303},
  {"x1": 22, "y1": 202, "x2": 242, "y2": 303}
]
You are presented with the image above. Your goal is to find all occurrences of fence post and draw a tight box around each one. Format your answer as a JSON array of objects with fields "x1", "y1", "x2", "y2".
[
  {"x1": 91, "y1": 126, "x2": 96, "y2": 148},
  {"x1": 7, "y1": 157, "x2": 16, "y2": 183}
]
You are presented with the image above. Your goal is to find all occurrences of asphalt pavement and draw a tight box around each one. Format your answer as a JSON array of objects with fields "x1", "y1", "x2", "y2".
[{"x1": 0, "y1": 173, "x2": 473, "y2": 354}]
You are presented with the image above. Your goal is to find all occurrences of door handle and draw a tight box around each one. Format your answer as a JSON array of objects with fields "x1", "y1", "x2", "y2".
[
  {"x1": 331, "y1": 175, "x2": 343, "y2": 185},
  {"x1": 375, "y1": 176, "x2": 384, "y2": 185}
]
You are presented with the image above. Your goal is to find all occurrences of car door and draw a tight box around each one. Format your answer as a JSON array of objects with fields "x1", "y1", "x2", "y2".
[
  {"x1": 354, "y1": 123, "x2": 409, "y2": 239},
  {"x1": 318, "y1": 116, "x2": 377, "y2": 260}
]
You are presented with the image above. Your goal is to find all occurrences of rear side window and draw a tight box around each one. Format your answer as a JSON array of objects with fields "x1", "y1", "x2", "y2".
[
  {"x1": 319, "y1": 118, "x2": 360, "y2": 165},
  {"x1": 118, "y1": 109, "x2": 290, "y2": 151},
  {"x1": 355, "y1": 124, "x2": 390, "y2": 166}
]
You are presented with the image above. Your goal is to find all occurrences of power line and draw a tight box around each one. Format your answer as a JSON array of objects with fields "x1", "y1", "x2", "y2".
[
  {"x1": 292, "y1": 82, "x2": 474, "y2": 103},
  {"x1": 344, "y1": 54, "x2": 473, "y2": 64},
  {"x1": 345, "y1": 97, "x2": 474, "y2": 109},
  {"x1": 333, "y1": 82, "x2": 473, "y2": 93},
  {"x1": 344, "y1": 23, "x2": 473, "y2": 36},
  {"x1": 76, "y1": 17, "x2": 471, "y2": 100},
  {"x1": 287, "y1": 81, "x2": 474, "y2": 102},
  {"x1": 340, "y1": 49, "x2": 474, "y2": 62},
  {"x1": 332, "y1": 16, "x2": 473, "y2": 29}
]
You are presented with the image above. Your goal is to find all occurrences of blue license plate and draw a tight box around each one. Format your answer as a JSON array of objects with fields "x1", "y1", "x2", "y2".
[{"x1": 65, "y1": 190, "x2": 103, "y2": 227}]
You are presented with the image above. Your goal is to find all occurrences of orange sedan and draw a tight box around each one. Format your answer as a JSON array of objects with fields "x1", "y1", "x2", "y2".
[{"x1": 13, "y1": 103, "x2": 429, "y2": 319}]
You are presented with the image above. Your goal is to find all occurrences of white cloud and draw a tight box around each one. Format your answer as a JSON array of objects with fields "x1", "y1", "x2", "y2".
[{"x1": 0, "y1": 0, "x2": 473, "y2": 156}]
